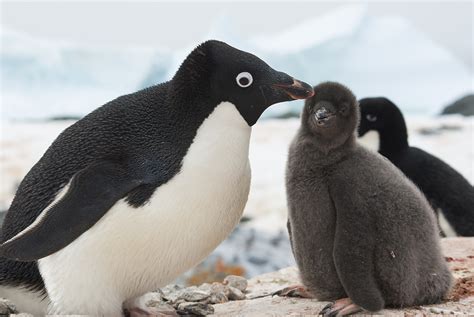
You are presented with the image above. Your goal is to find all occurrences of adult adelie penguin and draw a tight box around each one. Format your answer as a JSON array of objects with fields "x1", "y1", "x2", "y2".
[
  {"x1": 0, "y1": 40, "x2": 314, "y2": 315},
  {"x1": 279, "y1": 82, "x2": 451, "y2": 316},
  {"x1": 359, "y1": 97, "x2": 474, "y2": 236}
]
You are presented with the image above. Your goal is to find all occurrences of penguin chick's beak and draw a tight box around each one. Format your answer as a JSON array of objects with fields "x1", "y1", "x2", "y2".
[
  {"x1": 273, "y1": 79, "x2": 315, "y2": 100},
  {"x1": 315, "y1": 107, "x2": 331, "y2": 120},
  {"x1": 314, "y1": 107, "x2": 335, "y2": 125}
]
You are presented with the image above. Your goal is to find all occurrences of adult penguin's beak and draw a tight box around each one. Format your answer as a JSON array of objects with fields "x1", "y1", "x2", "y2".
[
  {"x1": 258, "y1": 70, "x2": 313, "y2": 110},
  {"x1": 244, "y1": 69, "x2": 314, "y2": 126},
  {"x1": 272, "y1": 78, "x2": 315, "y2": 100}
]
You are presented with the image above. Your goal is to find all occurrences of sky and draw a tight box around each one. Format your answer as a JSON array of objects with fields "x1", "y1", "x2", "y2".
[{"x1": 1, "y1": 1, "x2": 473, "y2": 71}]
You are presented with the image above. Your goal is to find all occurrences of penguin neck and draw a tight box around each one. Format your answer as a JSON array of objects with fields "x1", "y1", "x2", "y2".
[
  {"x1": 378, "y1": 112, "x2": 409, "y2": 158},
  {"x1": 301, "y1": 130, "x2": 357, "y2": 166}
]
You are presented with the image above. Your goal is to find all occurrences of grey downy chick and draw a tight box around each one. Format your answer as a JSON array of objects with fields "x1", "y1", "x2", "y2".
[{"x1": 281, "y1": 82, "x2": 452, "y2": 316}]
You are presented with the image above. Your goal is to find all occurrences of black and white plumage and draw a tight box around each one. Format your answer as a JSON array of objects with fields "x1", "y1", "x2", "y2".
[
  {"x1": 283, "y1": 82, "x2": 452, "y2": 315},
  {"x1": 358, "y1": 97, "x2": 474, "y2": 236},
  {"x1": 0, "y1": 40, "x2": 314, "y2": 315}
]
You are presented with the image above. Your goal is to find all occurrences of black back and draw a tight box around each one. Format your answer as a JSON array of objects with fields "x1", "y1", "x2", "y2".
[{"x1": 359, "y1": 97, "x2": 474, "y2": 236}]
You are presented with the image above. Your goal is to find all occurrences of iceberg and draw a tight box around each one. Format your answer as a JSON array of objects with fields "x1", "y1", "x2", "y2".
[
  {"x1": 1, "y1": 29, "x2": 168, "y2": 119},
  {"x1": 1, "y1": 4, "x2": 472, "y2": 120}
]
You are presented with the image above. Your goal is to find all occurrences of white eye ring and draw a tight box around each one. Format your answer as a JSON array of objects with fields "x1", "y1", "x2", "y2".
[
  {"x1": 236, "y1": 72, "x2": 253, "y2": 88},
  {"x1": 366, "y1": 114, "x2": 377, "y2": 122}
]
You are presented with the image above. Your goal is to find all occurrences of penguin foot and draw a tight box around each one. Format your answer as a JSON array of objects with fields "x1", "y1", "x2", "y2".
[
  {"x1": 319, "y1": 298, "x2": 363, "y2": 316},
  {"x1": 272, "y1": 284, "x2": 314, "y2": 298}
]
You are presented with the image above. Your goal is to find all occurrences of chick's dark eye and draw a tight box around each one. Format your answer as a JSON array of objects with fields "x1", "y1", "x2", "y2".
[
  {"x1": 366, "y1": 114, "x2": 377, "y2": 122},
  {"x1": 236, "y1": 72, "x2": 253, "y2": 88}
]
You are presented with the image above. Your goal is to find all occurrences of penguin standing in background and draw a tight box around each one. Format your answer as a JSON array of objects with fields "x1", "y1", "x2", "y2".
[
  {"x1": 280, "y1": 82, "x2": 451, "y2": 316},
  {"x1": 359, "y1": 97, "x2": 474, "y2": 236},
  {"x1": 0, "y1": 40, "x2": 314, "y2": 315}
]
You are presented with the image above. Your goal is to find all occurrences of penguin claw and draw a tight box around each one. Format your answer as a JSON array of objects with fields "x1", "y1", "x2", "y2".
[
  {"x1": 319, "y1": 302, "x2": 334, "y2": 315},
  {"x1": 272, "y1": 284, "x2": 314, "y2": 298},
  {"x1": 319, "y1": 298, "x2": 363, "y2": 316}
]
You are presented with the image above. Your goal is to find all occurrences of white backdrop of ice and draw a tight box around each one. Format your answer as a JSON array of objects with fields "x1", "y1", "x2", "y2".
[{"x1": 1, "y1": 4, "x2": 472, "y2": 120}]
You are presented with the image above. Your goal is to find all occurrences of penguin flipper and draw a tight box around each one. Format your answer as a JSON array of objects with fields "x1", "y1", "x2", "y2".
[
  {"x1": 332, "y1": 213, "x2": 385, "y2": 311},
  {"x1": 0, "y1": 160, "x2": 143, "y2": 261},
  {"x1": 331, "y1": 183, "x2": 385, "y2": 311}
]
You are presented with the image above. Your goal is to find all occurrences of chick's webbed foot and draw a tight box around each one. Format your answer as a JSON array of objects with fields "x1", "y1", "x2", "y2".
[
  {"x1": 320, "y1": 297, "x2": 363, "y2": 316},
  {"x1": 273, "y1": 284, "x2": 314, "y2": 298}
]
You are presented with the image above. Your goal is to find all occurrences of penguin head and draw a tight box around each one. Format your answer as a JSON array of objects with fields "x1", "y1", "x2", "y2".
[
  {"x1": 172, "y1": 40, "x2": 314, "y2": 126},
  {"x1": 358, "y1": 97, "x2": 402, "y2": 136},
  {"x1": 302, "y1": 82, "x2": 359, "y2": 148}
]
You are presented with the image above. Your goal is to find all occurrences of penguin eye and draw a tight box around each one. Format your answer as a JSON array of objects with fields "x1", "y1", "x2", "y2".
[
  {"x1": 366, "y1": 114, "x2": 377, "y2": 122},
  {"x1": 236, "y1": 72, "x2": 253, "y2": 88}
]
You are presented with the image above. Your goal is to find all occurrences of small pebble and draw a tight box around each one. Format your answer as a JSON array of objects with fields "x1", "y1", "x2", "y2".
[
  {"x1": 179, "y1": 287, "x2": 210, "y2": 302},
  {"x1": 146, "y1": 302, "x2": 177, "y2": 316},
  {"x1": 209, "y1": 292, "x2": 228, "y2": 304},
  {"x1": 161, "y1": 284, "x2": 184, "y2": 303},
  {"x1": 227, "y1": 286, "x2": 246, "y2": 300},
  {"x1": 198, "y1": 283, "x2": 212, "y2": 292},
  {"x1": 143, "y1": 292, "x2": 164, "y2": 306},
  {"x1": 223, "y1": 275, "x2": 248, "y2": 292},
  {"x1": 177, "y1": 302, "x2": 214, "y2": 316},
  {"x1": 210, "y1": 282, "x2": 228, "y2": 295}
]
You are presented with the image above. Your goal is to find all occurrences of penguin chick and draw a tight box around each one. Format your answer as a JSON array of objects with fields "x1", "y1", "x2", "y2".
[
  {"x1": 358, "y1": 97, "x2": 474, "y2": 236},
  {"x1": 284, "y1": 82, "x2": 452, "y2": 315},
  {"x1": 0, "y1": 40, "x2": 314, "y2": 315}
]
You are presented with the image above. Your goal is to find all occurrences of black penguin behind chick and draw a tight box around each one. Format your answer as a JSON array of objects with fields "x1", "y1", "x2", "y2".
[
  {"x1": 281, "y1": 82, "x2": 452, "y2": 316},
  {"x1": 359, "y1": 97, "x2": 474, "y2": 236},
  {"x1": 0, "y1": 40, "x2": 314, "y2": 315}
]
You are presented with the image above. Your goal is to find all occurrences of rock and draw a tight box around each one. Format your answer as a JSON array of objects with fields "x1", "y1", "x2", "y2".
[
  {"x1": 160, "y1": 284, "x2": 184, "y2": 303},
  {"x1": 223, "y1": 275, "x2": 248, "y2": 292},
  {"x1": 210, "y1": 282, "x2": 228, "y2": 295},
  {"x1": 124, "y1": 292, "x2": 178, "y2": 316},
  {"x1": 441, "y1": 94, "x2": 474, "y2": 116},
  {"x1": 227, "y1": 286, "x2": 246, "y2": 300},
  {"x1": 177, "y1": 302, "x2": 214, "y2": 316},
  {"x1": 145, "y1": 302, "x2": 177, "y2": 316},
  {"x1": 142, "y1": 291, "x2": 164, "y2": 305},
  {"x1": 209, "y1": 292, "x2": 228, "y2": 304},
  {"x1": 197, "y1": 283, "x2": 212, "y2": 292},
  {"x1": 0, "y1": 298, "x2": 18, "y2": 315},
  {"x1": 178, "y1": 286, "x2": 210, "y2": 302}
]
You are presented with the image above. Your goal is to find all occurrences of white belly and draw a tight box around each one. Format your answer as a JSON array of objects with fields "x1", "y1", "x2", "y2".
[{"x1": 38, "y1": 102, "x2": 252, "y2": 315}]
